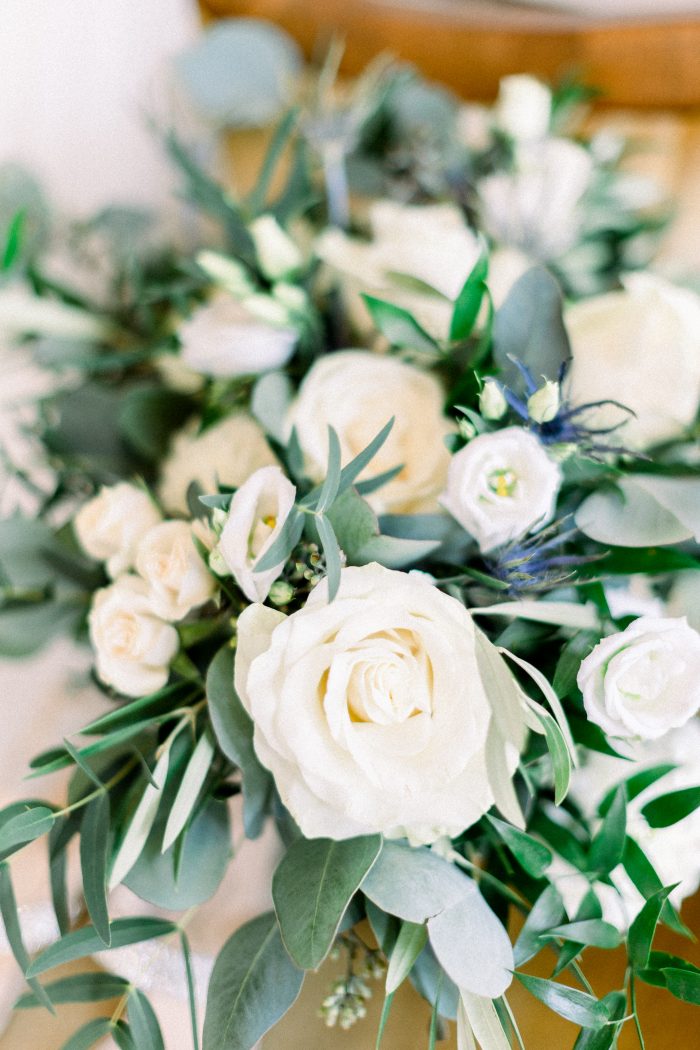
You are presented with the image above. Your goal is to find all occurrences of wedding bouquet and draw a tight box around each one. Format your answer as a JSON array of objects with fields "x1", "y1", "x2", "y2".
[{"x1": 0, "y1": 40, "x2": 699, "y2": 1050}]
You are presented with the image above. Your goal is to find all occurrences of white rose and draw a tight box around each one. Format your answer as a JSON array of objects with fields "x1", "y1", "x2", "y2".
[
  {"x1": 135, "y1": 520, "x2": 216, "y2": 621},
  {"x1": 316, "y1": 201, "x2": 481, "y2": 339},
  {"x1": 217, "y1": 466, "x2": 296, "y2": 603},
  {"x1": 495, "y1": 75, "x2": 552, "y2": 142},
  {"x1": 440, "y1": 427, "x2": 561, "y2": 552},
  {"x1": 578, "y1": 616, "x2": 700, "y2": 740},
  {"x1": 178, "y1": 291, "x2": 297, "y2": 378},
  {"x1": 74, "y1": 482, "x2": 161, "y2": 578},
  {"x1": 566, "y1": 274, "x2": 700, "y2": 449},
  {"x1": 479, "y1": 139, "x2": 593, "y2": 261},
  {"x1": 249, "y1": 215, "x2": 303, "y2": 280},
  {"x1": 89, "y1": 575, "x2": 179, "y2": 697},
  {"x1": 159, "y1": 414, "x2": 277, "y2": 515},
  {"x1": 234, "y1": 563, "x2": 527, "y2": 842},
  {"x1": 288, "y1": 351, "x2": 454, "y2": 514}
]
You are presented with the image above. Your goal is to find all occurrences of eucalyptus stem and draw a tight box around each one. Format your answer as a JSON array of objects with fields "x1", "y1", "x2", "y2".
[
  {"x1": 630, "y1": 973, "x2": 646, "y2": 1050},
  {"x1": 450, "y1": 851, "x2": 529, "y2": 911}
]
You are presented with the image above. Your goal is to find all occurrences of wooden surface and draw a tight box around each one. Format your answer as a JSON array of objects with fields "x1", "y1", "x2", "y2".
[{"x1": 201, "y1": 0, "x2": 700, "y2": 107}]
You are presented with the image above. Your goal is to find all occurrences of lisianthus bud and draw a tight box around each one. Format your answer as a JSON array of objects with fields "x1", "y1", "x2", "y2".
[
  {"x1": 273, "y1": 282, "x2": 309, "y2": 314},
  {"x1": 479, "y1": 379, "x2": 508, "y2": 420},
  {"x1": 528, "y1": 380, "x2": 560, "y2": 423},
  {"x1": 495, "y1": 75, "x2": 552, "y2": 143},
  {"x1": 249, "y1": 215, "x2": 302, "y2": 280},
  {"x1": 195, "y1": 251, "x2": 254, "y2": 298}
]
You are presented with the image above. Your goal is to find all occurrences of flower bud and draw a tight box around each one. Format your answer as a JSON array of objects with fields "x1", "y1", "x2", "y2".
[
  {"x1": 273, "y1": 281, "x2": 309, "y2": 314},
  {"x1": 527, "y1": 380, "x2": 560, "y2": 423},
  {"x1": 479, "y1": 379, "x2": 507, "y2": 420},
  {"x1": 249, "y1": 215, "x2": 302, "y2": 280},
  {"x1": 195, "y1": 250, "x2": 254, "y2": 297}
]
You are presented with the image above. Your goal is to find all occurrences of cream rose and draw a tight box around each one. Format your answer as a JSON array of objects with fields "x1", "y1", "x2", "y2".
[
  {"x1": 178, "y1": 290, "x2": 297, "y2": 378},
  {"x1": 479, "y1": 139, "x2": 593, "y2": 261},
  {"x1": 316, "y1": 201, "x2": 481, "y2": 339},
  {"x1": 440, "y1": 427, "x2": 561, "y2": 552},
  {"x1": 495, "y1": 75, "x2": 552, "y2": 142},
  {"x1": 234, "y1": 564, "x2": 527, "y2": 842},
  {"x1": 288, "y1": 351, "x2": 453, "y2": 515},
  {"x1": 217, "y1": 466, "x2": 297, "y2": 603},
  {"x1": 89, "y1": 575, "x2": 179, "y2": 697},
  {"x1": 158, "y1": 414, "x2": 277, "y2": 516},
  {"x1": 74, "y1": 482, "x2": 161, "y2": 578},
  {"x1": 135, "y1": 520, "x2": 216, "y2": 621},
  {"x1": 566, "y1": 274, "x2": 700, "y2": 449},
  {"x1": 578, "y1": 616, "x2": 700, "y2": 740}
]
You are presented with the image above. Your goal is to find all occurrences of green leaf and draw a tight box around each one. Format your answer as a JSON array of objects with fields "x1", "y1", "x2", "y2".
[
  {"x1": 572, "y1": 991, "x2": 627, "y2": 1049},
  {"x1": 0, "y1": 515, "x2": 58, "y2": 590},
  {"x1": 527, "y1": 703, "x2": 572, "y2": 805},
  {"x1": 325, "y1": 489, "x2": 378, "y2": 564},
  {"x1": 60, "y1": 1018, "x2": 116, "y2": 1050},
  {"x1": 0, "y1": 805, "x2": 55, "y2": 854},
  {"x1": 663, "y1": 967, "x2": 700, "y2": 1005},
  {"x1": 450, "y1": 249, "x2": 488, "y2": 342},
  {"x1": 638, "y1": 952, "x2": 700, "y2": 989},
  {"x1": 202, "y1": 912, "x2": 303, "y2": 1050},
  {"x1": 247, "y1": 108, "x2": 300, "y2": 215},
  {"x1": 356, "y1": 533, "x2": 441, "y2": 569},
  {"x1": 545, "y1": 920, "x2": 621, "y2": 950},
  {"x1": 363, "y1": 295, "x2": 439, "y2": 355},
  {"x1": 486, "y1": 815, "x2": 552, "y2": 879},
  {"x1": 0, "y1": 863, "x2": 54, "y2": 1012},
  {"x1": 27, "y1": 917, "x2": 177, "y2": 978},
  {"x1": 112, "y1": 1021, "x2": 137, "y2": 1050},
  {"x1": 0, "y1": 601, "x2": 79, "y2": 658},
  {"x1": 513, "y1": 884, "x2": 565, "y2": 967},
  {"x1": 316, "y1": 514, "x2": 342, "y2": 601},
  {"x1": 80, "y1": 683, "x2": 187, "y2": 737},
  {"x1": 119, "y1": 386, "x2": 195, "y2": 462},
  {"x1": 641, "y1": 786, "x2": 700, "y2": 828},
  {"x1": 315, "y1": 427, "x2": 342, "y2": 513},
  {"x1": 162, "y1": 730, "x2": 215, "y2": 852},
  {"x1": 109, "y1": 751, "x2": 169, "y2": 890},
  {"x1": 253, "y1": 508, "x2": 304, "y2": 573},
  {"x1": 128, "y1": 990, "x2": 165, "y2": 1050},
  {"x1": 63, "y1": 739, "x2": 104, "y2": 789},
  {"x1": 427, "y1": 889, "x2": 513, "y2": 998},
  {"x1": 362, "y1": 841, "x2": 470, "y2": 923},
  {"x1": 552, "y1": 630, "x2": 600, "y2": 699},
  {"x1": 80, "y1": 793, "x2": 111, "y2": 946},
  {"x1": 49, "y1": 818, "x2": 72, "y2": 936},
  {"x1": 16, "y1": 972, "x2": 129, "y2": 1008},
  {"x1": 335, "y1": 418, "x2": 395, "y2": 497},
  {"x1": 206, "y1": 645, "x2": 273, "y2": 838},
  {"x1": 576, "y1": 476, "x2": 700, "y2": 549},
  {"x1": 272, "y1": 835, "x2": 382, "y2": 969},
  {"x1": 386, "y1": 922, "x2": 427, "y2": 993},
  {"x1": 598, "y1": 765, "x2": 676, "y2": 817},
  {"x1": 180, "y1": 932, "x2": 200, "y2": 1050},
  {"x1": 628, "y1": 884, "x2": 676, "y2": 971},
  {"x1": 2, "y1": 209, "x2": 25, "y2": 270},
  {"x1": 375, "y1": 991, "x2": 395, "y2": 1049},
  {"x1": 622, "y1": 837, "x2": 690, "y2": 939},
  {"x1": 588, "y1": 785, "x2": 626, "y2": 875},
  {"x1": 513, "y1": 974, "x2": 609, "y2": 1028},
  {"x1": 492, "y1": 267, "x2": 570, "y2": 389}
]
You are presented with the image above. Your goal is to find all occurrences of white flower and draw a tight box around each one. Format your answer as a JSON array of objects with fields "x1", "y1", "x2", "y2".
[
  {"x1": 565, "y1": 274, "x2": 700, "y2": 449},
  {"x1": 527, "y1": 380, "x2": 560, "y2": 424},
  {"x1": 158, "y1": 414, "x2": 277, "y2": 515},
  {"x1": 578, "y1": 616, "x2": 700, "y2": 740},
  {"x1": 217, "y1": 466, "x2": 296, "y2": 603},
  {"x1": 479, "y1": 379, "x2": 507, "y2": 421},
  {"x1": 135, "y1": 521, "x2": 216, "y2": 621},
  {"x1": 234, "y1": 563, "x2": 527, "y2": 842},
  {"x1": 495, "y1": 75, "x2": 552, "y2": 142},
  {"x1": 74, "y1": 483, "x2": 161, "y2": 578},
  {"x1": 178, "y1": 291, "x2": 297, "y2": 378},
  {"x1": 89, "y1": 575, "x2": 179, "y2": 697},
  {"x1": 440, "y1": 427, "x2": 561, "y2": 552},
  {"x1": 288, "y1": 351, "x2": 454, "y2": 514},
  {"x1": 249, "y1": 215, "x2": 302, "y2": 280},
  {"x1": 316, "y1": 201, "x2": 481, "y2": 339},
  {"x1": 479, "y1": 139, "x2": 593, "y2": 261},
  {"x1": 195, "y1": 250, "x2": 255, "y2": 297}
]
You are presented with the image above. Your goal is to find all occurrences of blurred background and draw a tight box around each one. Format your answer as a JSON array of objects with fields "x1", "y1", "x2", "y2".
[{"x1": 1, "y1": 2, "x2": 699, "y2": 1047}]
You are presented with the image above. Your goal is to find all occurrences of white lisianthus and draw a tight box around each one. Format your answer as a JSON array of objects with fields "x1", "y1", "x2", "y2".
[
  {"x1": 234, "y1": 564, "x2": 527, "y2": 842},
  {"x1": 479, "y1": 139, "x2": 593, "y2": 261},
  {"x1": 216, "y1": 465, "x2": 296, "y2": 603},
  {"x1": 578, "y1": 616, "x2": 700, "y2": 740},
  {"x1": 89, "y1": 575, "x2": 179, "y2": 697},
  {"x1": 527, "y1": 380, "x2": 560, "y2": 424},
  {"x1": 479, "y1": 378, "x2": 508, "y2": 421},
  {"x1": 135, "y1": 521, "x2": 216, "y2": 621},
  {"x1": 440, "y1": 427, "x2": 561, "y2": 552},
  {"x1": 495, "y1": 75, "x2": 552, "y2": 142},
  {"x1": 249, "y1": 214, "x2": 303, "y2": 280},
  {"x1": 316, "y1": 201, "x2": 481, "y2": 338},
  {"x1": 288, "y1": 351, "x2": 454, "y2": 514},
  {"x1": 74, "y1": 483, "x2": 161, "y2": 578},
  {"x1": 159, "y1": 414, "x2": 277, "y2": 515},
  {"x1": 566, "y1": 274, "x2": 700, "y2": 449},
  {"x1": 178, "y1": 291, "x2": 297, "y2": 378}
]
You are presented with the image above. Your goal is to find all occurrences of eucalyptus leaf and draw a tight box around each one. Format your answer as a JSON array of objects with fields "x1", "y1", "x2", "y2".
[
  {"x1": 202, "y1": 911, "x2": 303, "y2": 1050},
  {"x1": 486, "y1": 815, "x2": 552, "y2": 879},
  {"x1": 513, "y1": 973, "x2": 608, "y2": 1028},
  {"x1": 363, "y1": 295, "x2": 439, "y2": 355},
  {"x1": 362, "y1": 841, "x2": 471, "y2": 923},
  {"x1": 0, "y1": 863, "x2": 54, "y2": 1012},
  {"x1": 60, "y1": 1018, "x2": 116, "y2": 1050},
  {"x1": 386, "y1": 921, "x2": 427, "y2": 993},
  {"x1": 316, "y1": 514, "x2": 342, "y2": 601},
  {"x1": 80, "y1": 793, "x2": 111, "y2": 946},
  {"x1": 513, "y1": 884, "x2": 565, "y2": 967},
  {"x1": 628, "y1": 884, "x2": 676, "y2": 971},
  {"x1": 162, "y1": 730, "x2": 215, "y2": 853},
  {"x1": 0, "y1": 805, "x2": 55, "y2": 855},
  {"x1": 27, "y1": 917, "x2": 178, "y2": 978},
  {"x1": 272, "y1": 835, "x2": 382, "y2": 969},
  {"x1": 128, "y1": 990, "x2": 165, "y2": 1050},
  {"x1": 428, "y1": 887, "x2": 514, "y2": 997},
  {"x1": 108, "y1": 751, "x2": 169, "y2": 890},
  {"x1": 587, "y1": 785, "x2": 626, "y2": 875},
  {"x1": 492, "y1": 267, "x2": 570, "y2": 389},
  {"x1": 544, "y1": 919, "x2": 621, "y2": 950},
  {"x1": 15, "y1": 972, "x2": 129, "y2": 1009},
  {"x1": 450, "y1": 249, "x2": 488, "y2": 342},
  {"x1": 576, "y1": 475, "x2": 700, "y2": 548}
]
